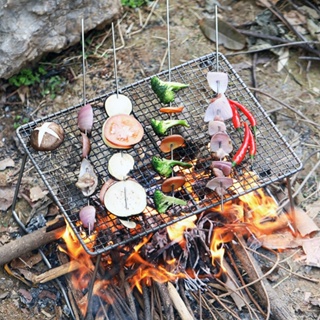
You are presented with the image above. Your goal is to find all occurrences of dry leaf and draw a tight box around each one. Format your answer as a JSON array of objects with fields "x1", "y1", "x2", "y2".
[
  {"x1": 199, "y1": 17, "x2": 246, "y2": 51},
  {"x1": 301, "y1": 237, "x2": 320, "y2": 268},
  {"x1": 258, "y1": 231, "x2": 302, "y2": 249},
  {"x1": 294, "y1": 206, "x2": 320, "y2": 237},
  {"x1": 0, "y1": 158, "x2": 15, "y2": 171},
  {"x1": 29, "y1": 186, "x2": 48, "y2": 202},
  {"x1": 0, "y1": 186, "x2": 15, "y2": 211}
]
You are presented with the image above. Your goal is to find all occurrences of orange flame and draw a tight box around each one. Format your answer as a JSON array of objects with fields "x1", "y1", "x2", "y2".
[{"x1": 167, "y1": 215, "x2": 197, "y2": 249}]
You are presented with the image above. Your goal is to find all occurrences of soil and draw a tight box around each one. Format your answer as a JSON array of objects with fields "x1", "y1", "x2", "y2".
[{"x1": 0, "y1": 0, "x2": 319, "y2": 319}]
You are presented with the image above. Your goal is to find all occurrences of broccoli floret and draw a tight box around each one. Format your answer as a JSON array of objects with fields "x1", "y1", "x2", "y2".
[
  {"x1": 151, "y1": 76, "x2": 189, "y2": 104},
  {"x1": 152, "y1": 156, "x2": 192, "y2": 178},
  {"x1": 151, "y1": 119, "x2": 189, "y2": 136},
  {"x1": 153, "y1": 189, "x2": 187, "y2": 214}
]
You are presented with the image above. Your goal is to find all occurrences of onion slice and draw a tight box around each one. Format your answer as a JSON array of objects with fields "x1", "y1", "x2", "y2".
[
  {"x1": 104, "y1": 94, "x2": 133, "y2": 117},
  {"x1": 104, "y1": 180, "x2": 147, "y2": 217},
  {"x1": 78, "y1": 104, "x2": 93, "y2": 133},
  {"x1": 79, "y1": 205, "x2": 96, "y2": 233},
  {"x1": 108, "y1": 152, "x2": 135, "y2": 180},
  {"x1": 204, "y1": 93, "x2": 233, "y2": 122},
  {"x1": 207, "y1": 72, "x2": 228, "y2": 94}
]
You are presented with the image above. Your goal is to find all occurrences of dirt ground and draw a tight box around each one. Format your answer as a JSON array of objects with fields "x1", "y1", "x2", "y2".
[{"x1": 0, "y1": 0, "x2": 320, "y2": 319}]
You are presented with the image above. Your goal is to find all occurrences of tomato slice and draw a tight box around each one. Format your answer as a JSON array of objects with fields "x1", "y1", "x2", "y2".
[{"x1": 103, "y1": 114, "x2": 144, "y2": 147}]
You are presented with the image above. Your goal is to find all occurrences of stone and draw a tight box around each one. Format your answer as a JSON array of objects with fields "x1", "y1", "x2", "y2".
[{"x1": 0, "y1": 0, "x2": 120, "y2": 79}]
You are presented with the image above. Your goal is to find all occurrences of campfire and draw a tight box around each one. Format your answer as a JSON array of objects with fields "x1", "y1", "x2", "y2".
[{"x1": 53, "y1": 186, "x2": 300, "y2": 320}]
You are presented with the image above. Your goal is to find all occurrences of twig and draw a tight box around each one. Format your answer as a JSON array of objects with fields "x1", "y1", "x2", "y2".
[
  {"x1": 130, "y1": 0, "x2": 160, "y2": 36},
  {"x1": 247, "y1": 247, "x2": 320, "y2": 284},
  {"x1": 247, "y1": 86, "x2": 320, "y2": 130},
  {"x1": 226, "y1": 40, "x2": 320, "y2": 57}
]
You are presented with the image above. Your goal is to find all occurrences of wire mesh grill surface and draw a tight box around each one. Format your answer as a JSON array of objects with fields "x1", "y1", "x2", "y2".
[{"x1": 17, "y1": 53, "x2": 302, "y2": 255}]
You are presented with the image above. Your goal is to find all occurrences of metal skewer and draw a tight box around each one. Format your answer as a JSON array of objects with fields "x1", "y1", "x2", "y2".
[
  {"x1": 110, "y1": 21, "x2": 129, "y2": 209},
  {"x1": 112, "y1": 22, "x2": 119, "y2": 98},
  {"x1": 81, "y1": 18, "x2": 87, "y2": 107},
  {"x1": 214, "y1": 5, "x2": 224, "y2": 213}
]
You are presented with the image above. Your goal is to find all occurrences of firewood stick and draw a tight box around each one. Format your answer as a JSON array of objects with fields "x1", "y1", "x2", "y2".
[
  {"x1": 167, "y1": 282, "x2": 194, "y2": 320},
  {"x1": 0, "y1": 217, "x2": 65, "y2": 266},
  {"x1": 32, "y1": 260, "x2": 81, "y2": 283},
  {"x1": 154, "y1": 281, "x2": 174, "y2": 320},
  {"x1": 233, "y1": 235, "x2": 296, "y2": 320}
]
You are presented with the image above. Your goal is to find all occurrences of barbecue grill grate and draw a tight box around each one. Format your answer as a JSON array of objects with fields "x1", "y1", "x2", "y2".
[{"x1": 16, "y1": 52, "x2": 302, "y2": 256}]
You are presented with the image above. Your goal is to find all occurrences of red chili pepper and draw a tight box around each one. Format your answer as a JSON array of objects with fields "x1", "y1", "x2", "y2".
[
  {"x1": 229, "y1": 101, "x2": 241, "y2": 131},
  {"x1": 232, "y1": 122, "x2": 250, "y2": 167},
  {"x1": 228, "y1": 99, "x2": 257, "y2": 135},
  {"x1": 248, "y1": 127, "x2": 256, "y2": 160}
]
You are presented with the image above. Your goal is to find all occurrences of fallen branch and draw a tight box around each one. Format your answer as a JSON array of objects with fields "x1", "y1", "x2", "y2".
[
  {"x1": 32, "y1": 260, "x2": 81, "y2": 284},
  {"x1": 233, "y1": 235, "x2": 296, "y2": 320},
  {"x1": 0, "y1": 217, "x2": 65, "y2": 266}
]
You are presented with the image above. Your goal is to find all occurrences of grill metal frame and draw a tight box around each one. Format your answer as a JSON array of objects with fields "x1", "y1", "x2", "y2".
[{"x1": 16, "y1": 52, "x2": 303, "y2": 256}]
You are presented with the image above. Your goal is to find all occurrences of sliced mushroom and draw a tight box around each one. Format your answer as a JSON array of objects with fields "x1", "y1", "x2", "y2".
[
  {"x1": 108, "y1": 152, "x2": 135, "y2": 180},
  {"x1": 207, "y1": 71, "x2": 228, "y2": 94},
  {"x1": 211, "y1": 161, "x2": 232, "y2": 176},
  {"x1": 159, "y1": 134, "x2": 185, "y2": 153},
  {"x1": 75, "y1": 158, "x2": 98, "y2": 197},
  {"x1": 204, "y1": 93, "x2": 233, "y2": 122},
  {"x1": 206, "y1": 177, "x2": 233, "y2": 195},
  {"x1": 161, "y1": 176, "x2": 186, "y2": 193},
  {"x1": 208, "y1": 120, "x2": 226, "y2": 136},
  {"x1": 210, "y1": 132, "x2": 233, "y2": 159}
]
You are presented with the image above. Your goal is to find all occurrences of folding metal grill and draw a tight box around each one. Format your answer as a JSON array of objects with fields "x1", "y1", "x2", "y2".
[{"x1": 15, "y1": 52, "x2": 303, "y2": 256}]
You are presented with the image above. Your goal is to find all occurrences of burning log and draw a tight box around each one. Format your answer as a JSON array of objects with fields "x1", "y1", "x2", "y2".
[{"x1": 0, "y1": 216, "x2": 65, "y2": 266}]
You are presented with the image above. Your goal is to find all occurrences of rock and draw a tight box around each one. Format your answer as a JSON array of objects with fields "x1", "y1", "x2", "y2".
[{"x1": 0, "y1": 0, "x2": 120, "y2": 79}]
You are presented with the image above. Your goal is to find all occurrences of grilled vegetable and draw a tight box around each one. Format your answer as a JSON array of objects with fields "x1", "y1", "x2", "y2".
[
  {"x1": 108, "y1": 152, "x2": 134, "y2": 180},
  {"x1": 161, "y1": 176, "x2": 186, "y2": 193},
  {"x1": 159, "y1": 134, "x2": 185, "y2": 153},
  {"x1": 159, "y1": 106, "x2": 184, "y2": 113},
  {"x1": 151, "y1": 156, "x2": 192, "y2": 178},
  {"x1": 228, "y1": 99, "x2": 257, "y2": 134},
  {"x1": 151, "y1": 119, "x2": 189, "y2": 136},
  {"x1": 207, "y1": 72, "x2": 228, "y2": 94},
  {"x1": 229, "y1": 101, "x2": 241, "y2": 131},
  {"x1": 104, "y1": 180, "x2": 147, "y2": 217},
  {"x1": 75, "y1": 158, "x2": 98, "y2": 196},
  {"x1": 102, "y1": 114, "x2": 144, "y2": 147},
  {"x1": 204, "y1": 93, "x2": 233, "y2": 122},
  {"x1": 104, "y1": 94, "x2": 133, "y2": 116},
  {"x1": 30, "y1": 122, "x2": 65, "y2": 151},
  {"x1": 79, "y1": 205, "x2": 96, "y2": 233},
  {"x1": 153, "y1": 189, "x2": 187, "y2": 214},
  {"x1": 78, "y1": 104, "x2": 93, "y2": 134},
  {"x1": 206, "y1": 177, "x2": 233, "y2": 195},
  {"x1": 151, "y1": 76, "x2": 189, "y2": 104},
  {"x1": 231, "y1": 122, "x2": 250, "y2": 167},
  {"x1": 248, "y1": 128, "x2": 256, "y2": 160}
]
